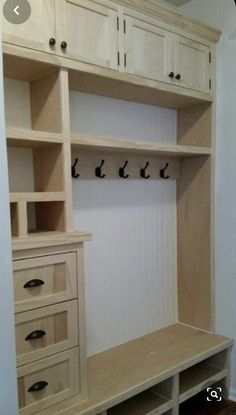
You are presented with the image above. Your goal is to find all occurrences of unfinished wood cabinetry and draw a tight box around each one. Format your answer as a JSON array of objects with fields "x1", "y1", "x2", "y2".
[
  {"x1": 2, "y1": 0, "x2": 56, "y2": 54},
  {"x1": 13, "y1": 238, "x2": 90, "y2": 415},
  {"x1": 174, "y1": 35, "x2": 212, "y2": 93},
  {"x1": 2, "y1": 0, "x2": 218, "y2": 97},
  {"x1": 1, "y1": 1, "x2": 232, "y2": 415},
  {"x1": 124, "y1": 15, "x2": 172, "y2": 83},
  {"x1": 56, "y1": 0, "x2": 119, "y2": 69}
]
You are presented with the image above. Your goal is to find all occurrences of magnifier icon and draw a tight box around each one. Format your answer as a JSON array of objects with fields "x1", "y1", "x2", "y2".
[{"x1": 210, "y1": 390, "x2": 219, "y2": 399}]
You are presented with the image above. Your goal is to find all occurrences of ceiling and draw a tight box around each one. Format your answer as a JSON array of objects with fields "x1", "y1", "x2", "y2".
[{"x1": 163, "y1": 0, "x2": 192, "y2": 6}]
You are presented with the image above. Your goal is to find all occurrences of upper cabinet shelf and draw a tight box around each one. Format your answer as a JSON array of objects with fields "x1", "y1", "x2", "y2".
[{"x1": 2, "y1": 0, "x2": 220, "y2": 103}]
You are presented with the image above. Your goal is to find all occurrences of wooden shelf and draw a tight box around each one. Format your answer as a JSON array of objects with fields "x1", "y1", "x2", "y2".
[
  {"x1": 12, "y1": 231, "x2": 92, "y2": 251},
  {"x1": 10, "y1": 192, "x2": 66, "y2": 203},
  {"x1": 58, "y1": 324, "x2": 232, "y2": 415},
  {"x1": 179, "y1": 363, "x2": 227, "y2": 404},
  {"x1": 108, "y1": 391, "x2": 172, "y2": 415},
  {"x1": 71, "y1": 134, "x2": 211, "y2": 157},
  {"x1": 7, "y1": 127, "x2": 64, "y2": 147}
]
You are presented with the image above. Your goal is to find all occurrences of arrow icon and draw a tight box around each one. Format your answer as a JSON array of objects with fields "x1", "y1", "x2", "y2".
[{"x1": 13, "y1": 5, "x2": 20, "y2": 15}]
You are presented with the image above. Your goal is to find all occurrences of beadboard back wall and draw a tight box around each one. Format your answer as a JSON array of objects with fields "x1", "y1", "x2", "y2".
[{"x1": 70, "y1": 91, "x2": 178, "y2": 355}]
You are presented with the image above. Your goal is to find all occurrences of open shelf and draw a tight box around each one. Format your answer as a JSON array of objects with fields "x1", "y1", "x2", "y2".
[
  {"x1": 108, "y1": 389, "x2": 172, "y2": 415},
  {"x1": 7, "y1": 127, "x2": 64, "y2": 147},
  {"x1": 71, "y1": 134, "x2": 212, "y2": 157},
  {"x1": 58, "y1": 324, "x2": 232, "y2": 415},
  {"x1": 179, "y1": 364, "x2": 227, "y2": 404},
  {"x1": 10, "y1": 192, "x2": 66, "y2": 203}
]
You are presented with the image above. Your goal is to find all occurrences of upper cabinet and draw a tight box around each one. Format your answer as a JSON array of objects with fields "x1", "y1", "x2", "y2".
[
  {"x1": 124, "y1": 16, "x2": 172, "y2": 84},
  {"x1": 55, "y1": 0, "x2": 119, "y2": 70},
  {"x1": 2, "y1": 0, "x2": 216, "y2": 96},
  {"x1": 123, "y1": 12, "x2": 212, "y2": 94},
  {"x1": 2, "y1": 0, "x2": 56, "y2": 54},
  {"x1": 174, "y1": 35, "x2": 211, "y2": 93}
]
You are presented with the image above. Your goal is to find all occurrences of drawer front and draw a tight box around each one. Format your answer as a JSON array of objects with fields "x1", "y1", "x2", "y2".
[
  {"x1": 18, "y1": 348, "x2": 80, "y2": 415},
  {"x1": 15, "y1": 301, "x2": 78, "y2": 366},
  {"x1": 13, "y1": 253, "x2": 77, "y2": 312}
]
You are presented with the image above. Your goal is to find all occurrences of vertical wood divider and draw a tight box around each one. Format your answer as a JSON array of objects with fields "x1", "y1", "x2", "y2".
[{"x1": 18, "y1": 201, "x2": 28, "y2": 237}]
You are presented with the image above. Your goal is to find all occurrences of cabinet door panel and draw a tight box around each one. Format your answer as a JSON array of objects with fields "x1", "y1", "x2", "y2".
[
  {"x1": 56, "y1": 0, "x2": 119, "y2": 69},
  {"x1": 175, "y1": 36, "x2": 211, "y2": 93},
  {"x1": 2, "y1": 0, "x2": 56, "y2": 54},
  {"x1": 124, "y1": 16, "x2": 171, "y2": 83}
]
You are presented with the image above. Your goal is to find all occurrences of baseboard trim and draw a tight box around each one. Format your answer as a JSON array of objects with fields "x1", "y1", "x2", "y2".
[{"x1": 229, "y1": 388, "x2": 236, "y2": 401}]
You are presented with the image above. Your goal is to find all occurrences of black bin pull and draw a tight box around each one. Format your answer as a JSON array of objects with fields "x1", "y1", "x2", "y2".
[
  {"x1": 24, "y1": 279, "x2": 45, "y2": 289},
  {"x1": 25, "y1": 330, "x2": 46, "y2": 341},
  {"x1": 28, "y1": 381, "x2": 48, "y2": 393}
]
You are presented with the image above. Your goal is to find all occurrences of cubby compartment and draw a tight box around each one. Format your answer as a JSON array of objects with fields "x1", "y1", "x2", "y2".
[
  {"x1": 4, "y1": 67, "x2": 64, "y2": 134},
  {"x1": 179, "y1": 350, "x2": 228, "y2": 404},
  {"x1": 27, "y1": 201, "x2": 66, "y2": 234},
  {"x1": 8, "y1": 143, "x2": 64, "y2": 193},
  {"x1": 108, "y1": 378, "x2": 173, "y2": 415},
  {"x1": 10, "y1": 202, "x2": 19, "y2": 237},
  {"x1": 179, "y1": 379, "x2": 228, "y2": 415}
]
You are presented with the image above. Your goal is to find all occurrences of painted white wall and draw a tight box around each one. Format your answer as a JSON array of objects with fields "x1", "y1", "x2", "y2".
[
  {"x1": 181, "y1": 0, "x2": 236, "y2": 400},
  {"x1": 70, "y1": 92, "x2": 178, "y2": 355},
  {"x1": 0, "y1": 34, "x2": 18, "y2": 415}
]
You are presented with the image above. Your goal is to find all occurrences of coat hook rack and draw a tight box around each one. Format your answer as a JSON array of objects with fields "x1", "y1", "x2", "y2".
[
  {"x1": 160, "y1": 163, "x2": 170, "y2": 179},
  {"x1": 95, "y1": 159, "x2": 106, "y2": 179},
  {"x1": 140, "y1": 161, "x2": 150, "y2": 179},
  {"x1": 72, "y1": 158, "x2": 80, "y2": 178},
  {"x1": 119, "y1": 160, "x2": 129, "y2": 179}
]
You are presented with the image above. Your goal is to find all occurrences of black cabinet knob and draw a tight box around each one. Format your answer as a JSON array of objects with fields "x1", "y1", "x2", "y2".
[
  {"x1": 49, "y1": 37, "x2": 56, "y2": 46},
  {"x1": 25, "y1": 330, "x2": 46, "y2": 341},
  {"x1": 61, "y1": 41, "x2": 67, "y2": 50},
  {"x1": 168, "y1": 72, "x2": 175, "y2": 78},
  {"x1": 28, "y1": 381, "x2": 48, "y2": 393},
  {"x1": 175, "y1": 74, "x2": 181, "y2": 80},
  {"x1": 24, "y1": 279, "x2": 45, "y2": 289}
]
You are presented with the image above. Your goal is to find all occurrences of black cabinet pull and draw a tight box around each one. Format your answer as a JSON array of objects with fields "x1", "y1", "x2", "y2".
[
  {"x1": 168, "y1": 72, "x2": 175, "y2": 78},
  {"x1": 175, "y1": 74, "x2": 181, "y2": 80},
  {"x1": 24, "y1": 279, "x2": 45, "y2": 289},
  {"x1": 61, "y1": 41, "x2": 67, "y2": 49},
  {"x1": 28, "y1": 381, "x2": 48, "y2": 393},
  {"x1": 25, "y1": 330, "x2": 46, "y2": 341},
  {"x1": 49, "y1": 37, "x2": 56, "y2": 46}
]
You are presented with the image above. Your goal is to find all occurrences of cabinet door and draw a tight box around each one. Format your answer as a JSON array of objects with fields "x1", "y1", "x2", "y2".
[
  {"x1": 2, "y1": 0, "x2": 56, "y2": 54},
  {"x1": 124, "y1": 16, "x2": 172, "y2": 83},
  {"x1": 56, "y1": 0, "x2": 119, "y2": 70},
  {"x1": 174, "y1": 35, "x2": 211, "y2": 93}
]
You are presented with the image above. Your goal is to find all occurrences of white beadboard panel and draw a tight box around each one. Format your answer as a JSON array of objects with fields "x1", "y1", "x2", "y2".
[
  {"x1": 8, "y1": 147, "x2": 35, "y2": 192},
  {"x1": 70, "y1": 91, "x2": 177, "y2": 144},
  {"x1": 73, "y1": 180, "x2": 178, "y2": 356},
  {"x1": 4, "y1": 78, "x2": 31, "y2": 129}
]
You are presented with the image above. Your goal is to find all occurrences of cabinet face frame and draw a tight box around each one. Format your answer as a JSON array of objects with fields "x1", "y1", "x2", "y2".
[
  {"x1": 2, "y1": 0, "x2": 56, "y2": 54},
  {"x1": 55, "y1": 0, "x2": 119, "y2": 70}
]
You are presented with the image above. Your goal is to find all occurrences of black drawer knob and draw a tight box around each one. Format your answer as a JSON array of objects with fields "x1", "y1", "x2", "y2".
[
  {"x1": 61, "y1": 41, "x2": 67, "y2": 50},
  {"x1": 25, "y1": 330, "x2": 46, "y2": 341},
  {"x1": 175, "y1": 74, "x2": 181, "y2": 80},
  {"x1": 24, "y1": 279, "x2": 45, "y2": 289},
  {"x1": 28, "y1": 381, "x2": 48, "y2": 393},
  {"x1": 49, "y1": 37, "x2": 56, "y2": 46},
  {"x1": 168, "y1": 72, "x2": 175, "y2": 78}
]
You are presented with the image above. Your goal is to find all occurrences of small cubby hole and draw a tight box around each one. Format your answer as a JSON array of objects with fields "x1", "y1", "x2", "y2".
[
  {"x1": 8, "y1": 143, "x2": 64, "y2": 193},
  {"x1": 107, "y1": 377, "x2": 173, "y2": 415},
  {"x1": 179, "y1": 350, "x2": 228, "y2": 399},
  {"x1": 10, "y1": 202, "x2": 18, "y2": 237},
  {"x1": 179, "y1": 379, "x2": 228, "y2": 415},
  {"x1": 4, "y1": 68, "x2": 63, "y2": 133},
  {"x1": 27, "y1": 201, "x2": 66, "y2": 234}
]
